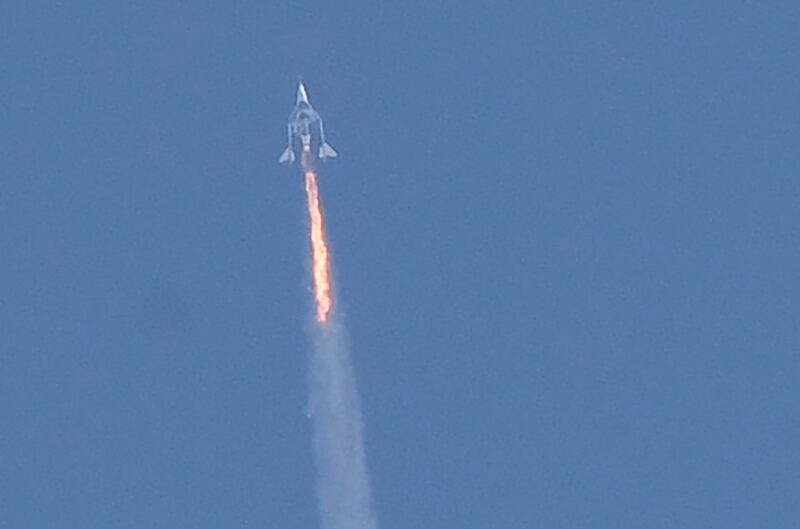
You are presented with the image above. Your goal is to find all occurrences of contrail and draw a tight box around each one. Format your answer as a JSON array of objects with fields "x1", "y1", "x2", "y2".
[{"x1": 303, "y1": 168, "x2": 378, "y2": 529}]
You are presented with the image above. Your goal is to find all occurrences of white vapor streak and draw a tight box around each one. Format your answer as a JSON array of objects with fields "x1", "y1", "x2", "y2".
[{"x1": 308, "y1": 320, "x2": 378, "y2": 529}]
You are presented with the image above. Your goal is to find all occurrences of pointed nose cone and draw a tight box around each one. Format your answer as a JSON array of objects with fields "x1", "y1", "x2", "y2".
[{"x1": 297, "y1": 83, "x2": 309, "y2": 104}]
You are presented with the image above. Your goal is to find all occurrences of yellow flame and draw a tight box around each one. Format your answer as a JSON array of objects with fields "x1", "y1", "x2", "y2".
[{"x1": 304, "y1": 170, "x2": 332, "y2": 323}]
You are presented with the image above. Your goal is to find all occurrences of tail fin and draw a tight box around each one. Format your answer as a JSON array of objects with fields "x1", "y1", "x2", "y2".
[
  {"x1": 279, "y1": 146, "x2": 295, "y2": 165},
  {"x1": 318, "y1": 143, "x2": 338, "y2": 160}
]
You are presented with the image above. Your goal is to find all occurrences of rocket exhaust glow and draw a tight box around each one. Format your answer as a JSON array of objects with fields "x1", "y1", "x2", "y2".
[{"x1": 304, "y1": 169, "x2": 333, "y2": 323}]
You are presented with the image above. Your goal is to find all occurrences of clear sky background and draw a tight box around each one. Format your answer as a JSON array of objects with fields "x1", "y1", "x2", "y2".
[{"x1": 2, "y1": 2, "x2": 798, "y2": 528}]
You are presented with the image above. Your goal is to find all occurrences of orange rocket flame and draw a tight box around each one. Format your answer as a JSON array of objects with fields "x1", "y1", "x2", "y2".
[{"x1": 304, "y1": 170, "x2": 332, "y2": 323}]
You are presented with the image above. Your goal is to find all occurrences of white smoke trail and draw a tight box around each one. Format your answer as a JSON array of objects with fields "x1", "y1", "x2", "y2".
[{"x1": 307, "y1": 317, "x2": 378, "y2": 529}]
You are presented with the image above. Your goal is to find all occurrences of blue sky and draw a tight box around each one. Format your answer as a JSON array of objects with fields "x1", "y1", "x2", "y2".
[{"x1": 1, "y1": 2, "x2": 798, "y2": 528}]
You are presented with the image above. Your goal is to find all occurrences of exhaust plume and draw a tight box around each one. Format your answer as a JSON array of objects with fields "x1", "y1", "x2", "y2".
[
  {"x1": 305, "y1": 170, "x2": 332, "y2": 323},
  {"x1": 303, "y1": 169, "x2": 378, "y2": 529}
]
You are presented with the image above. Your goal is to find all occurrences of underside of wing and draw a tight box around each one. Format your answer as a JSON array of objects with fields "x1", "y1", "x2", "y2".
[
  {"x1": 319, "y1": 143, "x2": 338, "y2": 160},
  {"x1": 279, "y1": 146, "x2": 295, "y2": 165}
]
